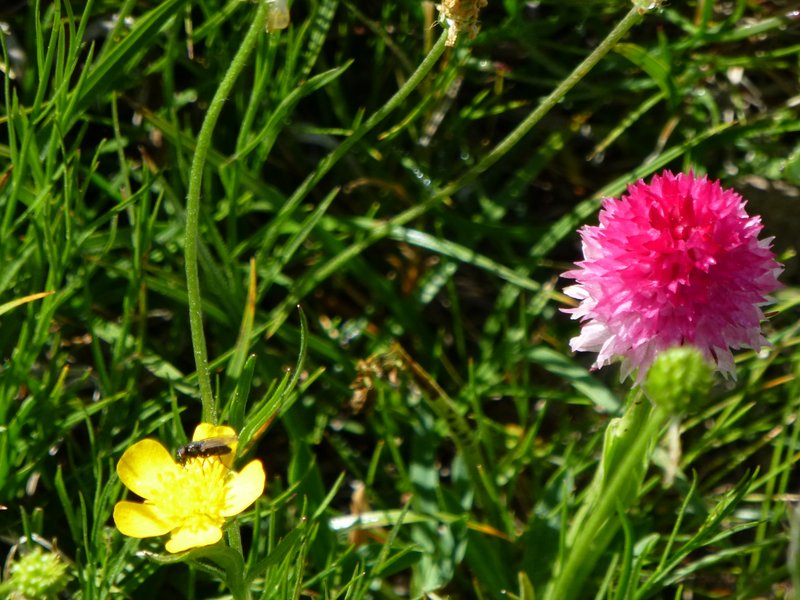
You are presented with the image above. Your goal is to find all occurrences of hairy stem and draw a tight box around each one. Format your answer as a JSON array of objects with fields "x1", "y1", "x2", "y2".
[{"x1": 185, "y1": 2, "x2": 270, "y2": 422}]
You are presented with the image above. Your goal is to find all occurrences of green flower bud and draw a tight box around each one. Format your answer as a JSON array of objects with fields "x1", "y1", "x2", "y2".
[
  {"x1": 7, "y1": 548, "x2": 71, "y2": 600},
  {"x1": 644, "y1": 346, "x2": 713, "y2": 415}
]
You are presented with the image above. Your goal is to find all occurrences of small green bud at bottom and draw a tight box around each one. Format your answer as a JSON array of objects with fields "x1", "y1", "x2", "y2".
[
  {"x1": 7, "y1": 548, "x2": 71, "y2": 599},
  {"x1": 644, "y1": 346, "x2": 713, "y2": 415}
]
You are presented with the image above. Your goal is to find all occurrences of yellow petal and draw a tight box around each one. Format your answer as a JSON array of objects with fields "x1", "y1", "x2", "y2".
[
  {"x1": 192, "y1": 423, "x2": 238, "y2": 468},
  {"x1": 114, "y1": 501, "x2": 173, "y2": 538},
  {"x1": 165, "y1": 523, "x2": 223, "y2": 553},
  {"x1": 221, "y1": 460, "x2": 265, "y2": 517},
  {"x1": 192, "y1": 423, "x2": 236, "y2": 442},
  {"x1": 117, "y1": 439, "x2": 180, "y2": 499}
]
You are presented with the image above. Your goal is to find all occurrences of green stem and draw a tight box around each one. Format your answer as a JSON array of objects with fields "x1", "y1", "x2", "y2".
[
  {"x1": 185, "y1": 1, "x2": 270, "y2": 422},
  {"x1": 226, "y1": 525, "x2": 249, "y2": 600},
  {"x1": 227, "y1": 567, "x2": 250, "y2": 600},
  {"x1": 544, "y1": 403, "x2": 670, "y2": 600},
  {"x1": 438, "y1": 4, "x2": 647, "y2": 199}
]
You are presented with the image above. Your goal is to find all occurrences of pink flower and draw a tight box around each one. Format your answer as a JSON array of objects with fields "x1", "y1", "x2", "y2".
[{"x1": 562, "y1": 170, "x2": 782, "y2": 382}]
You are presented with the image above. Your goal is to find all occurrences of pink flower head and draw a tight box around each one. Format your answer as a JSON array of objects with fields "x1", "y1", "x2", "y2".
[{"x1": 562, "y1": 170, "x2": 782, "y2": 382}]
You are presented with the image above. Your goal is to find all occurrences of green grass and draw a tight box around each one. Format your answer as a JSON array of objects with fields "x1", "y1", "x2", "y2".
[{"x1": 1, "y1": 0, "x2": 799, "y2": 598}]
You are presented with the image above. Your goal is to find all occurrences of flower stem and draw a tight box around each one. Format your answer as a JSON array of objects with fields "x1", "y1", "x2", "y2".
[
  {"x1": 543, "y1": 401, "x2": 669, "y2": 600},
  {"x1": 185, "y1": 1, "x2": 270, "y2": 422},
  {"x1": 225, "y1": 526, "x2": 249, "y2": 600}
]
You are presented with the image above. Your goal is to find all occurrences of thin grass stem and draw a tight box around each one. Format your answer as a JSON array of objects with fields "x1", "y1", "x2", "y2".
[
  {"x1": 185, "y1": 1, "x2": 270, "y2": 422},
  {"x1": 438, "y1": 4, "x2": 650, "y2": 199}
]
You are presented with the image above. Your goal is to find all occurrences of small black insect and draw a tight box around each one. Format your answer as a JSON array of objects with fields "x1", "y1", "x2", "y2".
[{"x1": 176, "y1": 436, "x2": 237, "y2": 464}]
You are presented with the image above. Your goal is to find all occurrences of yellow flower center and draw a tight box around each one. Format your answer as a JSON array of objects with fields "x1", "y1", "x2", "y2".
[{"x1": 152, "y1": 458, "x2": 231, "y2": 531}]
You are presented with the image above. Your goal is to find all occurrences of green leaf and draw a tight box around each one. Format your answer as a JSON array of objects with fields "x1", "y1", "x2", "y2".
[
  {"x1": 614, "y1": 42, "x2": 677, "y2": 109},
  {"x1": 526, "y1": 346, "x2": 621, "y2": 413}
]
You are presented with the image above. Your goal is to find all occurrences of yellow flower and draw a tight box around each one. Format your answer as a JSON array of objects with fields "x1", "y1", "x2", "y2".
[{"x1": 113, "y1": 424, "x2": 265, "y2": 553}]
